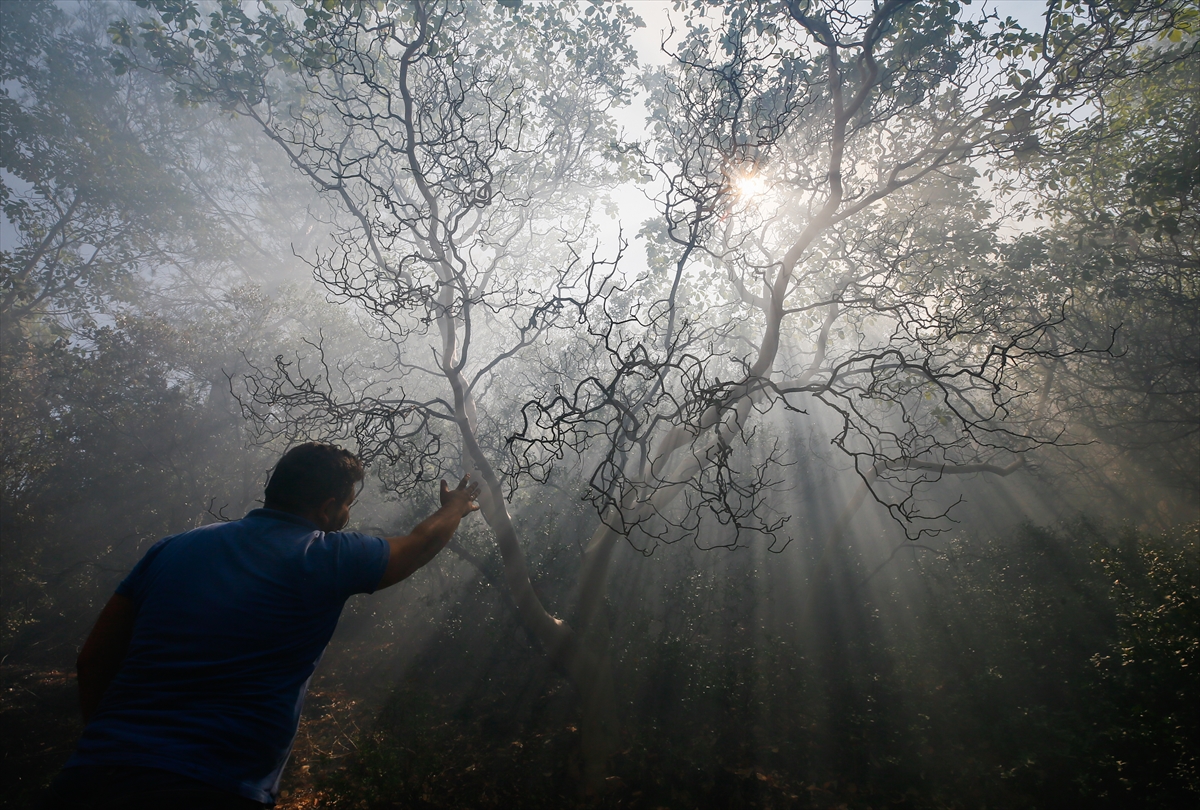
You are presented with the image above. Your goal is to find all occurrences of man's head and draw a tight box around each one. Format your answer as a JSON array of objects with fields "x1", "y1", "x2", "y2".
[{"x1": 263, "y1": 442, "x2": 364, "y2": 531}]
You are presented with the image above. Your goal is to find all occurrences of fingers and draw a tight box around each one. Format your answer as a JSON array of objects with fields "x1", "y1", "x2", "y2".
[
  {"x1": 458, "y1": 474, "x2": 481, "y2": 495},
  {"x1": 445, "y1": 474, "x2": 481, "y2": 514}
]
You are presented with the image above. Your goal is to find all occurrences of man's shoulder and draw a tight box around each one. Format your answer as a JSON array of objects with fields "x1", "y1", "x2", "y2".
[
  {"x1": 179, "y1": 509, "x2": 319, "y2": 541},
  {"x1": 243, "y1": 508, "x2": 320, "y2": 531},
  {"x1": 169, "y1": 516, "x2": 254, "y2": 542},
  {"x1": 149, "y1": 513, "x2": 296, "y2": 553}
]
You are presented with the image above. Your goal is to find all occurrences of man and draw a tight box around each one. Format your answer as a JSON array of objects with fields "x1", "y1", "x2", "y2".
[{"x1": 41, "y1": 442, "x2": 480, "y2": 808}]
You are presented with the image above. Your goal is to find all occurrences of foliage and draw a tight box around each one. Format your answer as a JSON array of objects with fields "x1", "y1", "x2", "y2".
[
  {"x1": 300, "y1": 522, "x2": 1199, "y2": 810},
  {"x1": 0, "y1": 0, "x2": 211, "y2": 658},
  {"x1": 0, "y1": 0, "x2": 198, "y2": 335},
  {"x1": 2, "y1": 304, "x2": 259, "y2": 659},
  {"x1": 1089, "y1": 526, "x2": 1200, "y2": 800},
  {"x1": 0, "y1": 295, "x2": 276, "y2": 800},
  {"x1": 900, "y1": 521, "x2": 1200, "y2": 807},
  {"x1": 0, "y1": 0, "x2": 353, "y2": 663},
  {"x1": 1005, "y1": 49, "x2": 1199, "y2": 504}
]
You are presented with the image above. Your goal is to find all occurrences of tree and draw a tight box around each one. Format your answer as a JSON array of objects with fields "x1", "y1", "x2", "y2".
[
  {"x1": 1, "y1": 0, "x2": 203, "y2": 654},
  {"x1": 543, "y1": 0, "x2": 1189, "y2": 770},
  {"x1": 119, "y1": 0, "x2": 1195, "y2": 782},
  {"x1": 606, "y1": 0, "x2": 1195, "y2": 544},
  {"x1": 0, "y1": 0, "x2": 348, "y2": 665},
  {"x1": 0, "y1": 0, "x2": 200, "y2": 338},
  {"x1": 117, "y1": 0, "x2": 643, "y2": 780},
  {"x1": 1001, "y1": 45, "x2": 1198, "y2": 516}
]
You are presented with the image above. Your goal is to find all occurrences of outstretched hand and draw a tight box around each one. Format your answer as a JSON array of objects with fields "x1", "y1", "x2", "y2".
[
  {"x1": 440, "y1": 474, "x2": 481, "y2": 517},
  {"x1": 378, "y1": 475, "x2": 482, "y2": 589}
]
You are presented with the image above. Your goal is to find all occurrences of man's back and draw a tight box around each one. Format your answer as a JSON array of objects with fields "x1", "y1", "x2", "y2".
[
  {"x1": 42, "y1": 443, "x2": 478, "y2": 809},
  {"x1": 67, "y1": 509, "x2": 388, "y2": 803}
]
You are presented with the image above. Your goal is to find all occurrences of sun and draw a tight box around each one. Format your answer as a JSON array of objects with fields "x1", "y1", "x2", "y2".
[{"x1": 731, "y1": 171, "x2": 768, "y2": 203}]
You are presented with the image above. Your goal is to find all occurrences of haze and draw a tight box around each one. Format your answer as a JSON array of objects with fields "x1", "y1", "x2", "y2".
[{"x1": 2, "y1": 1, "x2": 1196, "y2": 808}]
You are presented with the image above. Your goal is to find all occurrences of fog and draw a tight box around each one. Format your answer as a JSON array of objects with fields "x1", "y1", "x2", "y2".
[{"x1": 2, "y1": 1, "x2": 1196, "y2": 808}]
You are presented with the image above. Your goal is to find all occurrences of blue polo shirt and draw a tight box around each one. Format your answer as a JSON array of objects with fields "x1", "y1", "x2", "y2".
[{"x1": 66, "y1": 509, "x2": 390, "y2": 804}]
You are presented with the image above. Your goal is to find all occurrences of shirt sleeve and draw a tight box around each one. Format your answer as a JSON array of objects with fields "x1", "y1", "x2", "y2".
[
  {"x1": 323, "y1": 531, "x2": 390, "y2": 600},
  {"x1": 114, "y1": 536, "x2": 175, "y2": 607}
]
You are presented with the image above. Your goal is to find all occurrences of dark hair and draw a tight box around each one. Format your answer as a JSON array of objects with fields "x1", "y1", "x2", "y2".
[{"x1": 263, "y1": 442, "x2": 364, "y2": 513}]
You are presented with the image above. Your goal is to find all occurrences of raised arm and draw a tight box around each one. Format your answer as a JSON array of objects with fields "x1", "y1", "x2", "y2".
[{"x1": 376, "y1": 475, "x2": 480, "y2": 590}]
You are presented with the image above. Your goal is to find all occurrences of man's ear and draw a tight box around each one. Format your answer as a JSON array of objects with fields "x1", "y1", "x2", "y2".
[{"x1": 317, "y1": 496, "x2": 340, "y2": 518}]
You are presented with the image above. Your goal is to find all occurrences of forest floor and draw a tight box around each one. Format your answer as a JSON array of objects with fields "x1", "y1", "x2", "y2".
[
  {"x1": 0, "y1": 654, "x2": 394, "y2": 810},
  {"x1": 0, "y1": 661, "x2": 373, "y2": 810},
  {"x1": 1, "y1": 651, "x2": 915, "y2": 810}
]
